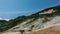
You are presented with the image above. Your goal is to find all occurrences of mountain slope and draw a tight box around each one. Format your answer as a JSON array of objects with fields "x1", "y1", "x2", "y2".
[{"x1": 0, "y1": 5, "x2": 60, "y2": 34}]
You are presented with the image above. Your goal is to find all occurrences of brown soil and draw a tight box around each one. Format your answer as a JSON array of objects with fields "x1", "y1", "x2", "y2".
[{"x1": 27, "y1": 25, "x2": 60, "y2": 34}]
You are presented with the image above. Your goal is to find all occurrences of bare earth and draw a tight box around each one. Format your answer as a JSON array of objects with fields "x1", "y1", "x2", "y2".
[{"x1": 27, "y1": 25, "x2": 60, "y2": 34}]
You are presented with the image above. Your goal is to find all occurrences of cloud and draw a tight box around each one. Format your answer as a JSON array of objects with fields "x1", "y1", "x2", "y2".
[{"x1": 0, "y1": 18, "x2": 9, "y2": 21}]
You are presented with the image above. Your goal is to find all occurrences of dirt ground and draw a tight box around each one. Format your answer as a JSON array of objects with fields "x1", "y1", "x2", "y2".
[{"x1": 27, "y1": 25, "x2": 60, "y2": 34}]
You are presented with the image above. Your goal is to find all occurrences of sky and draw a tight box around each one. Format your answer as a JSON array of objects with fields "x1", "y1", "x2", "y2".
[{"x1": 0, "y1": 0, "x2": 60, "y2": 19}]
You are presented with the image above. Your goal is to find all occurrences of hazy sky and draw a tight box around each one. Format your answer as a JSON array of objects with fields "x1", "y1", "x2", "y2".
[{"x1": 0, "y1": 0, "x2": 60, "y2": 19}]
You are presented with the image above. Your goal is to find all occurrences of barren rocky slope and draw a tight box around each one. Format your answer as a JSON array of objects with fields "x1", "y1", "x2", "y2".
[{"x1": 1, "y1": 16, "x2": 60, "y2": 34}]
